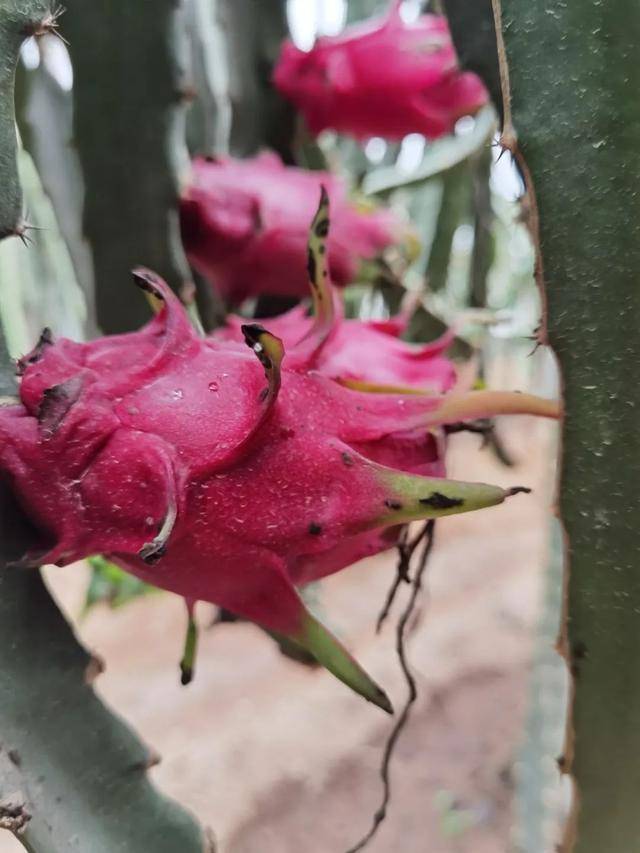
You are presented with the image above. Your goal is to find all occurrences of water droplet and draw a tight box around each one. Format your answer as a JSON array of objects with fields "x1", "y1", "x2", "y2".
[{"x1": 171, "y1": 389, "x2": 184, "y2": 401}]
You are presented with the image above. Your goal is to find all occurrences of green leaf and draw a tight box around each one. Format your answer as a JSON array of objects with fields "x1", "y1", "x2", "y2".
[{"x1": 83, "y1": 556, "x2": 159, "y2": 615}]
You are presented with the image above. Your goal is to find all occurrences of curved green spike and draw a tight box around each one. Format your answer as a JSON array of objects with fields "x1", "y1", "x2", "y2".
[
  {"x1": 179, "y1": 609, "x2": 198, "y2": 686},
  {"x1": 241, "y1": 323, "x2": 284, "y2": 404},
  {"x1": 306, "y1": 185, "x2": 333, "y2": 324},
  {"x1": 375, "y1": 468, "x2": 529, "y2": 526},
  {"x1": 288, "y1": 187, "x2": 336, "y2": 367},
  {"x1": 286, "y1": 611, "x2": 393, "y2": 714}
]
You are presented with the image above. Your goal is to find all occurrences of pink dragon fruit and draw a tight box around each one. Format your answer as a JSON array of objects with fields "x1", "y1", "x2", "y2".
[
  {"x1": 180, "y1": 152, "x2": 399, "y2": 303},
  {"x1": 215, "y1": 301, "x2": 457, "y2": 396},
  {"x1": 273, "y1": 1, "x2": 488, "y2": 141},
  {"x1": 0, "y1": 194, "x2": 559, "y2": 711}
]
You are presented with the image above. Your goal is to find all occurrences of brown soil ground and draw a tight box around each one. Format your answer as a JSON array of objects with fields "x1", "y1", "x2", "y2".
[{"x1": 0, "y1": 418, "x2": 557, "y2": 853}]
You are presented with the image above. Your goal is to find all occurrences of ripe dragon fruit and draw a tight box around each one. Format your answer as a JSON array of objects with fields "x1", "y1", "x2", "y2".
[
  {"x1": 0, "y1": 193, "x2": 559, "y2": 712},
  {"x1": 214, "y1": 300, "x2": 457, "y2": 396},
  {"x1": 180, "y1": 152, "x2": 399, "y2": 303},
  {"x1": 273, "y1": 1, "x2": 488, "y2": 141}
]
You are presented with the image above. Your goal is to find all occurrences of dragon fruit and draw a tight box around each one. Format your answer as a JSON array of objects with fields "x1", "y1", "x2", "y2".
[
  {"x1": 273, "y1": 1, "x2": 488, "y2": 141},
  {"x1": 215, "y1": 301, "x2": 457, "y2": 396},
  {"x1": 0, "y1": 194, "x2": 559, "y2": 711},
  {"x1": 180, "y1": 152, "x2": 399, "y2": 303}
]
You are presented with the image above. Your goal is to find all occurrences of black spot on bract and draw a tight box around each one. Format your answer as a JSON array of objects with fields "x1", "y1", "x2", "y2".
[
  {"x1": 341, "y1": 451, "x2": 354, "y2": 466},
  {"x1": 419, "y1": 492, "x2": 464, "y2": 510},
  {"x1": 384, "y1": 499, "x2": 403, "y2": 511},
  {"x1": 315, "y1": 218, "x2": 330, "y2": 238},
  {"x1": 308, "y1": 522, "x2": 323, "y2": 536},
  {"x1": 307, "y1": 247, "x2": 318, "y2": 287}
]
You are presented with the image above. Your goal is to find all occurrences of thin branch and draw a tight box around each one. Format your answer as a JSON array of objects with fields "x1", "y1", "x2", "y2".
[
  {"x1": 346, "y1": 521, "x2": 436, "y2": 853},
  {"x1": 376, "y1": 522, "x2": 429, "y2": 633}
]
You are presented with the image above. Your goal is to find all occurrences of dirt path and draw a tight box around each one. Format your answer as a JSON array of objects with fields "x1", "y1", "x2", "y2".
[{"x1": 0, "y1": 420, "x2": 556, "y2": 853}]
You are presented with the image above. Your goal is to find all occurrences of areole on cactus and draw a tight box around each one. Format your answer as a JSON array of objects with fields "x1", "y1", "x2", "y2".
[{"x1": 0, "y1": 192, "x2": 559, "y2": 712}]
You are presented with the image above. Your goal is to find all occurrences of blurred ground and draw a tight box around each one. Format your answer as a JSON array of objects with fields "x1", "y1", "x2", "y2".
[{"x1": 0, "y1": 416, "x2": 556, "y2": 853}]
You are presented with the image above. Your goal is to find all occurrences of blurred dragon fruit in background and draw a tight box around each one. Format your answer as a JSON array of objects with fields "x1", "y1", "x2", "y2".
[
  {"x1": 215, "y1": 294, "x2": 457, "y2": 397},
  {"x1": 0, "y1": 195, "x2": 558, "y2": 711},
  {"x1": 273, "y1": 1, "x2": 488, "y2": 140},
  {"x1": 180, "y1": 152, "x2": 400, "y2": 303}
]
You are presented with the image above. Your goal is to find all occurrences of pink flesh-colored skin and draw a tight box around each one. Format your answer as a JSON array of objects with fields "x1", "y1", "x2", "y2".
[
  {"x1": 215, "y1": 303, "x2": 457, "y2": 394},
  {"x1": 180, "y1": 152, "x2": 398, "y2": 302},
  {"x1": 273, "y1": 6, "x2": 488, "y2": 141},
  {"x1": 0, "y1": 277, "x2": 465, "y2": 636}
]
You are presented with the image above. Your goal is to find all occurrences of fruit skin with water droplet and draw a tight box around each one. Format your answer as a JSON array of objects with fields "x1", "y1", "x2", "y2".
[
  {"x1": 0, "y1": 197, "x2": 558, "y2": 712},
  {"x1": 273, "y1": 3, "x2": 488, "y2": 141},
  {"x1": 180, "y1": 152, "x2": 399, "y2": 302}
]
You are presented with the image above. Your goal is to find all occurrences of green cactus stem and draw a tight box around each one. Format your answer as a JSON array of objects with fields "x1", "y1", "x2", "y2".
[
  {"x1": 61, "y1": 1, "x2": 193, "y2": 334},
  {"x1": 0, "y1": 540, "x2": 212, "y2": 851},
  {"x1": 442, "y1": 0, "x2": 502, "y2": 123},
  {"x1": 425, "y1": 161, "x2": 472, "y2": 293},
  {"x1": 0, "y1": 0, "x2": 53, "y2": 239},
  {"x1": 495, "y1": 2, "x2": 640, "y2": 850},
  {"x1": 16, "y1": 41, "x2": 98, "y2": 336},
  {"x1": 185, "y1": 0, "x2": 232, "y2": 157},
  {"x1": 217, "y1": 0, "x2": 295, "y2": 161}
]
